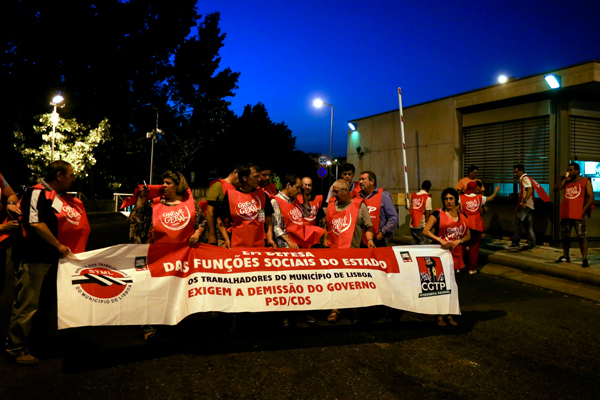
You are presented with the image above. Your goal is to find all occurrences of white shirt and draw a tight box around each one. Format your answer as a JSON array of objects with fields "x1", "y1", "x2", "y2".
[{"x1": 520, "y1": 174, "x2": 534, "y2": 209}]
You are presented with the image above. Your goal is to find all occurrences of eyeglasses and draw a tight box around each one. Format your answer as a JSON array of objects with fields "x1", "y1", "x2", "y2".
[{"x1": 331, "y1": 188, "x2": 348, "y2": 195}]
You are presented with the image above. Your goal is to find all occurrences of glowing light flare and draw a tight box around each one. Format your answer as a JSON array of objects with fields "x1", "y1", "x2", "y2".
[
  {"x1": 313, "y1": 99, "x2": 324, "y2": 108},
  {"x1": 544, "y1": 74, "x2": 561, "y2": 89},
  {"x1": 348, "y1": 122, "x2": 356, "y2": 131},
  {"x1": 498, "y1": 75, "x2": 508, "y2": 84},
  {"x1": 52, "y1": 95, "x2": 64, "y2": 104}
]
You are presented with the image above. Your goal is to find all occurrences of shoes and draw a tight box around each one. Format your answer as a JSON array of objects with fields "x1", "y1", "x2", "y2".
[
  {"x1": 469, "y1": 269, "x2": 478, "y2": 275},
  {"x1": 582, "y1": 259, "x2": 589, "y2": 268},
  {"x1": 504, "y1": 244, "x2": 521, "y2": 250},
  {"x1": 8, "y1": 351, "x2": 39, "y2": 366},
  {"x1": 327, "y1": 309, "x2": 340, "y2": 324},
  {"x1": 143, "y1": 331, "x2": 159, "y2": 343},
  {"x1": 555, "y1": 255, "x2": 570, "y2": 263}
]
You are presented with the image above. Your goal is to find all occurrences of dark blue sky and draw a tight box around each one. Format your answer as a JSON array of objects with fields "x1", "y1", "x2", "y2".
[{"x1": 197, "y1": 0, "x2": 600, "y2": 157}]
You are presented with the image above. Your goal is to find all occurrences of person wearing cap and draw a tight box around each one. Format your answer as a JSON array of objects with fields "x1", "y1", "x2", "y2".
[{"x1": 459, "y1": 181, "x2": 499, "y2": 274}]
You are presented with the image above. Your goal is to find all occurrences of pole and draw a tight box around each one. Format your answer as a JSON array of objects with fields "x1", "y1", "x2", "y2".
[
  {"x1": 51, "y1": 105, "x2": 58, "y2": 161},
  {"x1": 149, "y1": 109, "x2": 159, "y2": 184},
  {"x1": 329, "y1": 104, "x2": 334, "y2": 161},
  {"x1": 398, "y1": 88, "x2": 410, "y2": 210}
]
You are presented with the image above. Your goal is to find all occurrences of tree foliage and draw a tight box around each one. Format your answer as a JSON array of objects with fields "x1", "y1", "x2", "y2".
[
  {"x1": 14, "y1": 114, "x2": 110, "y2": 182},
  {"x1": 1, "y1": 1, "x2": 239, "y2": 195},
  {"x1": 1, "y1": 1, "x2": 316, "y2": 196}
]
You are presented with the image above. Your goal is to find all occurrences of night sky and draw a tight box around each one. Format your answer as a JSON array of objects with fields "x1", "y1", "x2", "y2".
[{"x1": 196, "y1": 0, "x2": 600, "y2": 158}]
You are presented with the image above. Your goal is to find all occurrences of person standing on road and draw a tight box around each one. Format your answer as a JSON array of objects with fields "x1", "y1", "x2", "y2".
[
  {"x1": 0, "y1": 171, "x2": 22, "y2": 298},
  {"x1": 410, "y1": 180, "x2": 433, "y2": 245},
  {"x1": 217, "y1": 163, "x2": 276, "y2": 249},
  {"x1": 7, "y1": 161, "x2": 89, "y2": 365},
  {"x1": 553, "y1": 162, "x2": 594, "y2": 268},
  {"x1": 257, "y1": 165, "x2": 278, "y2": 197},
  {"x1": 295, "y1": 176, "x2": 324, "y2": 227},
  {"x1": 358, "y1": 171, "x2": 398, "y2": 247},
  {"x1": 423, "y1": 188, "x2": 471, "y2": 327},
  {"x1": 129, "y1": 170, "x2": 206, "y2": 342},
  {"x1": 271, "y1": 174, "x2": 325, "y2": 249},
  {"x1": 325, "y1": 163, "x2": 361, "y2": 203},
  {"x1": 206, "y1": 166, "x2": 240, "y2": 247},
  {"x1": 456, "y1": 165, "x2": 484, "y2": 195},
  {"x1": 324, "y1": 179, "x2": 375, "y2": 323},
  {"x1": 506, "y1": 165, "x2": 535, "y2": 250},
  {"x1": 459, "y1": 181, "x2": 499, "y2": 274}
]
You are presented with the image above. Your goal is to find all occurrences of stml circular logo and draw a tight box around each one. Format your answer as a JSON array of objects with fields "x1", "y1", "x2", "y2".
[{"x1": 72, "y1": 267, "x2": 133, "y2": 299}]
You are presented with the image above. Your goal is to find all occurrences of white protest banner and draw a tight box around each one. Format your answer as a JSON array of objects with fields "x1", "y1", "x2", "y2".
[{"x1": 57, "y1": 244, "x2": 459, "y2": 329}]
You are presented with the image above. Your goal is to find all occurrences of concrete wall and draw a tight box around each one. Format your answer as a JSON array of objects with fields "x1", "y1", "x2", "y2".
[
  {"x1": 347, "y1": 98, "x2": 460, "y2": 235},
  {"x1": 348, "y1": 61, "x2": 600, "y2": 240}
]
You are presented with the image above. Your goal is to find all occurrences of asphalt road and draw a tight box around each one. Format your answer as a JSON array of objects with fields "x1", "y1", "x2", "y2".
[{"x1": 1, "y1": 267, "x2": 599, "y2": 400}]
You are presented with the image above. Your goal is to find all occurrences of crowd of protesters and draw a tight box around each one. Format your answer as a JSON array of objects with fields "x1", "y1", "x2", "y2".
[{"x1": 0, "y1": 159, "x2": 593, "y2": 364}]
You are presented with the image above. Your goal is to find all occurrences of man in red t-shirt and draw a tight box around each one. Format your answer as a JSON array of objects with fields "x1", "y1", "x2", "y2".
[{"x1": 553, "y1": 162, "x2": 594, "y2": 268}]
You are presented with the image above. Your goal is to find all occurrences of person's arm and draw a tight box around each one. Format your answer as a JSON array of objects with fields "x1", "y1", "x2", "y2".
[
  {"x1": 206, "y1": 204, "x2": 217, "y2": 245},
  {"x1": 378, "y1": 192, "x2": 398, "y2": 241},
  {"x1": 554, "y1": 172, "x2": 570, "y2": 192},
  {"x1": 485, "y1": 185, "x2": 501, "y2": 203},
  {"x1": 365, "y1": 227, "x2": 376, "y2": 248},
  {"x1": 30, "y1": 222, "x2": 69, "y2": 258},
  {"x1": 205, "y1": 183, "x2": 223, "y2": 245},
  {"x1": 423, "y1": 214, "x2": 443, "y2": 245},
  {"x1": 135, "y1": 184, "x2": 149, "y2": 208},
  {"x1": 265, "y1": 216, "x2": 276, "y2": 249},
  {"x1": 216, "y1": 194, "x2": 231, "y2": 249},
  {"x1": 189, "y1": 204, "x2": 206, "y2": 247},
  {"x1": 521, "y1": 187, "x2": 533, "y2": 209},
  {"x1": 583, "y1": 178, "x2": 594, "y2": 218},
  {"x1": 323, "y1": 230, "x2": 330, "y2": 248},
  {"x1": 3, "y1": 183, "x2": 21, "y2": 217}
]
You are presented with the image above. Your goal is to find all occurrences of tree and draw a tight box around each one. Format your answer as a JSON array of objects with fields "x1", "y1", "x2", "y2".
[
  {"x1": 14, "y1": 114, "x2": 110, "y2": 183},
  {"x1": 1, "y1": 1, "x2": 239, "y2": 195}
]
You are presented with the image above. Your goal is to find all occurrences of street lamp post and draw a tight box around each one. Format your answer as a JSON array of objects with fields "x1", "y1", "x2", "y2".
[
  {"x1": 49, "y1": 95, "x2": 65, "y2": 161},
  {"x1": 314, "y1": 99, "x2": 334, "y2": 186},
  {"x1": 313, "y1": 99, "x2": 334, "y2": 161},
  {"x1": 146, "y1": 109, "x2": 163, "y2": 184}
]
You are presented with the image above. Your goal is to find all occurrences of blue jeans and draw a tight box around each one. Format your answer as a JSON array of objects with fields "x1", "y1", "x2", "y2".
[{"x1": 511, "y1": 207, "x2": 536, "y2": 247}]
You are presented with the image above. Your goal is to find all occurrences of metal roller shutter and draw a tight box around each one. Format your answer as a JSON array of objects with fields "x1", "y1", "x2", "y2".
[
  {"x1": 570, "y1": 116, "x2": 600, "y2": 162},
  {"x1": 463, "y1": 116, "x2": 550, "y2": 183}
]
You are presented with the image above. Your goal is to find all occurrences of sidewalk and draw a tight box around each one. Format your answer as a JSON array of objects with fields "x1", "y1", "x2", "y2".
[{"x1": 391, "y1": 235, "x2": 600, "y2": 288}]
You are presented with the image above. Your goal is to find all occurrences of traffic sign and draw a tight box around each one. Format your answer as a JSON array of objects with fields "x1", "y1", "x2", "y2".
[
  {"x1": 318, "y1": 155, "x2": 329, "y2": 166},
  {"x1": 317, "y1": 167, "x2": 328, "y2": 178}
]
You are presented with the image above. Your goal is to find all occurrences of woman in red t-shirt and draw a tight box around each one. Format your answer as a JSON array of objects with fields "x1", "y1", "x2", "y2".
[{"x1": 423, "y1": 188, "x2": 471, "y2": 327}]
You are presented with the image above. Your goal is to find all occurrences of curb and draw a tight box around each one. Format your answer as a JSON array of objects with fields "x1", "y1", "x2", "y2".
[
  {"x1": 480, "y1": 248, "x2": 600, "y2": 288},
  {"x1": 391, "y1": 235, "x2": 600, "y2": 289}
]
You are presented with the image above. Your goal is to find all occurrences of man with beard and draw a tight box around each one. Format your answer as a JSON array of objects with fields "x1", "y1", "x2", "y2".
[{"x1": 553, "y1": 162, "x2": 594, "y2": 268}]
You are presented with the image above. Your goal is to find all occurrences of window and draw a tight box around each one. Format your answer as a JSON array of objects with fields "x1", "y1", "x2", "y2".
[{"x1": 463, "y1": 116, "x2": 550, "y2": 197}]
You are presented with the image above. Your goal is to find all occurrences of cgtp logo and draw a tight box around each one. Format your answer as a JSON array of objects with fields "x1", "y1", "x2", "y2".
[
  {"x1": 159, "y1": 206, "x2": 191, "y2": 231},
  {"x1": 464, "y1": 198, "x2": 480, "y2": 213},
  {"x1": 62, "y1": 203, "x2": 83, "y2": 225},
  {"x1": 412, "y1": 197, "x2": 423, "y2": 209},
  {"x1": 235, "y1": 197, "x2": 261, "y2": 221},
  {"x1": 368, "y1": 206, "x2": 377, "y2": 214},
  {"x1": 331, "y1": 214, "x2": 352, "y2": 235},
  {"x1": 72, "y1": 264, "x2": 133, "y2": 302},
  {"x1": 565, "y1": 185, "x2": 582, "y2": 200},
  {"x1": 417, "y1": 256, "x2": 450, "y2": 298},
  {"x1": 289, "y1": 206, "x2": 304, "y2": 225}
]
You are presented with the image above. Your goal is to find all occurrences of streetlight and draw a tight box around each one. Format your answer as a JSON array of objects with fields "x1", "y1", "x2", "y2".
[
  {"x1": 49, "y1": 95, "x2": 65, "y2": 161},
  {"x1": 313, "y1": 98, "x2": 334, "y2": 161},
  {"x1": 146, "y1": 108, "x2": 164, "y2": 184}
]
